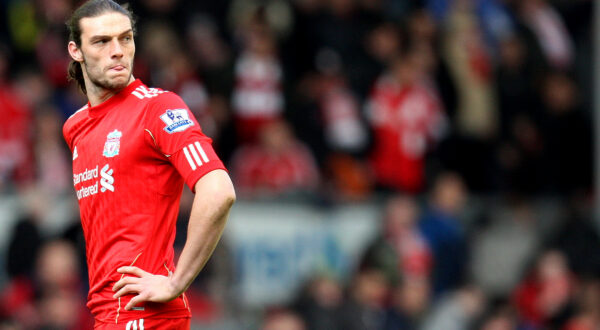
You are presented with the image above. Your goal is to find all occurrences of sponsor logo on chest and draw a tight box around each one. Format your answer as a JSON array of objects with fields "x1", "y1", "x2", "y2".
[
  {"x1": 72, "y1": 129, "x2": 123, "y2": 201},
  {"x1": 73, "y1": 164, "x2": 114, "y2": 200}
]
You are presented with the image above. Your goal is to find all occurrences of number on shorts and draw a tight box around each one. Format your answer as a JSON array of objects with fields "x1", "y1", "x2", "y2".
[{"x1": 125, "y1": 319, "x2": 144, "y2": 330}]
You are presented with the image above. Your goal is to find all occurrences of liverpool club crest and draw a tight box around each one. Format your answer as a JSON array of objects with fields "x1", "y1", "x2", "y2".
[{"x1": 103, "y1": 129, "x2": 122, "y2": 158}]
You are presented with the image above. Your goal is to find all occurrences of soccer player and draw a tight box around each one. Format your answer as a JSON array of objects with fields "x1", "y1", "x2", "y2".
[{"x1": 62, "y1": 0, "x2": 236, "y2": 328}]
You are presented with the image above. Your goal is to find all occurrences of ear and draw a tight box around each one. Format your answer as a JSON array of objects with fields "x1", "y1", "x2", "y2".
[{"x1": 68, "y1": 41, "x2": 83, "y2": 62}]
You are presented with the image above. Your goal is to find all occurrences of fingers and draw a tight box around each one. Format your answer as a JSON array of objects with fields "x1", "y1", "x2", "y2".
[
  {"x1": 113, "y1": 284, "x2": 142, "y2": 299},
  {"x1": 117, "y1": 266, "x2": 147, "y2": 277},
  {"x1": 112, "y1": 275, "x2": 138, "y2": 292},
  {"x1": 125, "y1": 294, "x2": 146, "y2": 311}
]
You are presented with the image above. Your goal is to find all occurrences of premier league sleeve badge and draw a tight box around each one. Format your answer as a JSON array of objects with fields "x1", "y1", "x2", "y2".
[
  {"x1": 160, "y1": 109, "x2": 194, "y2": 134},
  {"x1": 103, "y1": 129, "x2": 122, "y2": 158}
]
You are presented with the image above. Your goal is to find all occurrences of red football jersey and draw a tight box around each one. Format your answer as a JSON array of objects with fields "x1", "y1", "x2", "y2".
[
  {"x1": 62, "y1": 80, "x2": 226, "y2": 323},
  {"x1": 367, "y1": 75, "x2": 446, "y2": 192}
]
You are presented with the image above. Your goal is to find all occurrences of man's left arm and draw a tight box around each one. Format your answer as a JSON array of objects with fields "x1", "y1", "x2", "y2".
[{"x1": 112, "y1": 169, "x2": 235, "y2": 309}]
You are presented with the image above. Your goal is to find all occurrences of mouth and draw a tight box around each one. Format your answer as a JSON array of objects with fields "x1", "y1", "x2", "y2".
[{"x1": 109, "y1": 65, "x2": 127, "y2": 72}]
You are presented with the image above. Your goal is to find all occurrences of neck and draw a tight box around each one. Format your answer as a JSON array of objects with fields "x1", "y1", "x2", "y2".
[{"x1": 86, "y1": 76, "x2": 135, "y2": 106}]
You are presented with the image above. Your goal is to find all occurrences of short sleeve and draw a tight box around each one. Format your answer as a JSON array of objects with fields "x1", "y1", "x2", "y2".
[
  {"x1": 144, "y1": 92, "x2": 226, "y2": 191},
  {"x1": 63, "y1": 113, "x2": 78, "y2": 152},
  {"x1": 62, "y1": 121, "x2": 73, "y2": 151}
]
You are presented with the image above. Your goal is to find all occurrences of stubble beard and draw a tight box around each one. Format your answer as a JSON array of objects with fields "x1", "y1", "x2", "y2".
[{"x1": 82, "y1": 54, "x2": 133, "y2": 93}]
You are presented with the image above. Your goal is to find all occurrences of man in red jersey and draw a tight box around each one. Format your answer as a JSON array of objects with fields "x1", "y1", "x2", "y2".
[{"x1": 62, "y1": 1, "x2": 236, "y2": 328}]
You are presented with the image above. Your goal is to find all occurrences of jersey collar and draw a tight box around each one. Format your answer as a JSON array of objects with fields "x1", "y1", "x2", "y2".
[{"x1": 87, "y1": 79, "x2": 144, "y2": 118}]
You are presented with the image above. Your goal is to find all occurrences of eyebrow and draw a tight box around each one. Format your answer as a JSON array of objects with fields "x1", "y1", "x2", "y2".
[{"x1": 89, "y1": 29, "x2": 133, "y2": 42}]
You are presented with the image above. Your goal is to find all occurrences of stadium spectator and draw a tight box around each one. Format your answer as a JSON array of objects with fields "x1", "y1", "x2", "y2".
[
  {"x1": 314, "y1": 66, "x2": 371, "y2": 200},
  {"x1": 538, "y1": 71, "x2": 592, "y2": 195},
  {"x1": 563, "y1": 279, "x2": 600, "y2": 330},
  {"x1": 442, "y1": 0, "x2": 497, "y2": 140},
  {"x1": 513, "y1": 250, "x2": 575, "y2": 328},
  {"x1": 384, "y1": 276, "x2": 431, "y2": 329},
  {"x1": 366, "y1": 49, "x2": 447, "y2": 193},
  {"x1": 419, "y1": 172, "x2": 468, "y2": 295},
  {"x1": 230, "y1": 119, "x2": 319, "y2": 198},
  {"x1": 261, "y1": 309, "x2": 306, "y2": 330},
  {"x1": 0, "y1": 48, "x2": 34, "y2": 190},
  {"x1": 363, "y1": 21, "x2": 402, "y2": 83},
  {"x1": 438, "y1": 0, "x2": 502, "y2": 192},
  {"x1": 317, "y1": 70, "x2": 367, "y2": 156},
  {"x1": 361, "y1": 194, "x2": 432, "y2": 286},
  {"x1": 339, "y1": 268, "x2": 389, "y2": 330},
  {"x1": 293, "y1": 275, "x2": 344, "y2": 330},
  {"x1": 231, "y1": 15, "x2": 284, "y2": 142}
]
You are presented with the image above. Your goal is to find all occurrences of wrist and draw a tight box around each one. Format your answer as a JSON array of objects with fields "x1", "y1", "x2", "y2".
[{"x1": 168, "y1": 276, "x2": 187, "y2": 297}]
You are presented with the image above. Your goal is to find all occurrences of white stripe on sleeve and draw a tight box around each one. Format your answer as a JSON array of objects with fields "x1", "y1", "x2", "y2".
[
  {"x1": 188, "y1": 143, "x2": 203, "y2": 166},
  {"x1": 195, "y1": 141, "x2": 210, "y2": 163},
  {"x1": 183, "y1": 146, "x2": 197, "y2": 170}
]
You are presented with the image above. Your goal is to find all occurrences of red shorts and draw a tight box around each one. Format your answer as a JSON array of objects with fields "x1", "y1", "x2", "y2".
[{"x1": 94, "y1": 318, "x2": 190, "y2": 329}]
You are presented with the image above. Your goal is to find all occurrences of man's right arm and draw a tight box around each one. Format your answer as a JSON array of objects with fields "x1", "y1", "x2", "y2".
[{"x1": 112, "y1": 169, "x2": 235, "y2": 309}]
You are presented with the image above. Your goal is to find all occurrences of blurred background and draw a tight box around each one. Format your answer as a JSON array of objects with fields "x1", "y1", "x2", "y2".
[{"x1": 0, "y1": 0, "x2": 598, "y2": 329}]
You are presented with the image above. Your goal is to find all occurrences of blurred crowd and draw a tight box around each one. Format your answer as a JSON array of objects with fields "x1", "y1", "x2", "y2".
[
  {"x1": 0, "y1": 0, "x2": 597, "y2": 329},
  {"x1": 288, "y1": 175, "x2": 600, "y2": 330}
]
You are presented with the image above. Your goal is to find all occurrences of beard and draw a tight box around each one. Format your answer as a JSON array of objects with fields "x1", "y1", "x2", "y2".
[{"x1": 82, "y1": 54, "x2": 133, "y2": 92}]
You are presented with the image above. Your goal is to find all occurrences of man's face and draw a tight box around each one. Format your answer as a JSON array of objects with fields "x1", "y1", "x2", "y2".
[{"x1": 73, "y1": 12, "x2": 135, "y2": 92}]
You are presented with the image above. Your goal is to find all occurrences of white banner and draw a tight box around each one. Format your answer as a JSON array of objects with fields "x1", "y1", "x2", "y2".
[{"x1": 224, "y1": 201, "x2": 381, "y2": 307}]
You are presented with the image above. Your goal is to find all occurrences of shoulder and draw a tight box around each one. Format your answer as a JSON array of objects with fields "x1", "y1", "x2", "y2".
[
  {"x1": 369, "y1": 73, "x2": 397, "y2": 99},
  {"x1": 123, "y1": 82, "x2": 185, "y2": 111},
  {"x1": 291, "y1": 142, "x2": 315, "y2": 159},
  {"x1": 66, "y1": 103, "x2": 89, "y2": 121},
  {"x1": 140, "y1": 89, "x2": 199, "y2": 136},
  {"x1": 142, "y1": 90, "x2": 189, "y2": 122},
  {"x1": 376, "y1": 73, "x2": 396, "y2": 90},
  {"x1": 63, "y1": 104, "x2": 89, "y2": 142},
  {"x1": 143, "y1": 90, "x2": 188, "y2": 115}
]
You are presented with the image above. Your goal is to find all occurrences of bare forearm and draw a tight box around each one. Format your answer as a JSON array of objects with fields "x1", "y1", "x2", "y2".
[
  {"x1": 112, "y1": 170, "x2": 235, "y2": 310},
  {"x1": 171, "y1": 170, "x2": 235, "y2": 294}
]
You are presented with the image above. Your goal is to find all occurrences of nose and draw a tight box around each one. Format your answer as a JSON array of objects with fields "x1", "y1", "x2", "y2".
[{"x1": 109, "y1": 38, "x2": 124, "y2": 58}]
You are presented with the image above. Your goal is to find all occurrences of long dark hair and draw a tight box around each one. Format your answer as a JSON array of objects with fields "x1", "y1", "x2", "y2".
[{"x1": 66, "y1": 0, "x2": 136, "y2": 94}]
